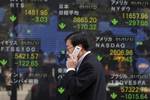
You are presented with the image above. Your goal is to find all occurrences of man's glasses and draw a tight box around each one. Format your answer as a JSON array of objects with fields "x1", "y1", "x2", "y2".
[{"x1": 66, "y1": 46, "x2": 74, "y2": 51}]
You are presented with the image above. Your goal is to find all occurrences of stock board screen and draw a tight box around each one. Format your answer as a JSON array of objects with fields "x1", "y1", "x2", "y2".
[{"x1": 0, "y1": 0, "x2": 150, "y2": 100}]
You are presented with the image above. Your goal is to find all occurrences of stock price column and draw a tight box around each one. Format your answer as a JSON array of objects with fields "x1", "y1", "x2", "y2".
[
  {"x1": 110, "y1": 0, "x2": 150, "y2": 27},
  {"x1": 58, "y1": 3, "x2": 99, "y2": 31},
  {"x1": 0, "y1": 39, "x2": 41, "y2": 68},
  {"x1": 95, "y1": 34, "x2": 150, "y2": 99},
  {"x1": 14, "y1": 39, "x2": 41, "y2": 68}
]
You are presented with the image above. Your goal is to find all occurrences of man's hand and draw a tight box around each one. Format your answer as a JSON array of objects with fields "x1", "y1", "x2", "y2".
[{"x1": 66, "y1": 55, "x2": 77, "y2": 69}]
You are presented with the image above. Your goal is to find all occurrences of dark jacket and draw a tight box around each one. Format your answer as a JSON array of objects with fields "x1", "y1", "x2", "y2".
[{"x1": 62, "y1": 53, "x2": 106, "y2": 100}]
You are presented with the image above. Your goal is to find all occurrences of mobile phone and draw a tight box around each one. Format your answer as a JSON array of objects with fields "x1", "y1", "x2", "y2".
[{"x1": 71, "y1": 46, "x2": 81, "y2": 59}]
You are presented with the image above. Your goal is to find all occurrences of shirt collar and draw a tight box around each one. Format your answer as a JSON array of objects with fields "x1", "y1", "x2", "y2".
[
  {"x1": 76, "y1": 51, "x2": 91, "y2": 71},
  {"x1": 78, "y1": 51, "x2": 91, "y2": 62}
]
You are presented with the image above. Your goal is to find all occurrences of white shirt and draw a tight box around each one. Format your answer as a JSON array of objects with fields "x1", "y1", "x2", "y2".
[{"x1": 66, "y1": 51, "x2": 91, "y2": 72}]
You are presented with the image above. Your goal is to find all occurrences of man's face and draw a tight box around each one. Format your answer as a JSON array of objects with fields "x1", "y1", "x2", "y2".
[{"x1": 66, "y1": 39, "x2": 74, "y2": 54}]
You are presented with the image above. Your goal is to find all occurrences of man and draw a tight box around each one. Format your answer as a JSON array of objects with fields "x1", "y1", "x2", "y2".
[{"x1": 61, "y1": 32, "x2": 106, "y2": 100}]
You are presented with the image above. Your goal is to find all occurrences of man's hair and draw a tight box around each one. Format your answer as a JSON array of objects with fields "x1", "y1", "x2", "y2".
[{"x1": 65, "y1": 31, "x2": 89, "y2": 51}]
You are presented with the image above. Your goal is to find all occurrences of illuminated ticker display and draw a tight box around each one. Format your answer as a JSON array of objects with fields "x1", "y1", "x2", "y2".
[
  {"x1": 72, "y1": 16, "x2": 98, "y2": 31},
  {"x1": 122, "y1": 12, "x2": 149, "y2": 27},
  {"x1": 95, "y1": 34, "x2": 150, "y2": 99},
  {"x1": 96, "y1": 35, "x2": 134, "y2": 63},
  {"x1": 111, "y1": 12, "x2": 149, "y2": 27},
  {"x1": 15, "y1": 53, "x2": 40, "y2": 67},
  {"x1": 9, "y1": 0, "x2": 50, "y2": 24},
  {"x1": 108, "y1": 74, "x2": 150, "y2": 100},
  {"x1": 24, "y1": 8, "x2": 49, "y2": 24},
  {"x1": 0, "y1": 39, "x2": 41, "y2": 68},
  {"x1": 58, "y1": 3, "x2": 99, "y2": 31},
  {"x1": 0, "y1": 0, "x2": 149, "y2": 99},
  {"x1": 110, "y1": 0, "x2": 150, "y2": 27}
]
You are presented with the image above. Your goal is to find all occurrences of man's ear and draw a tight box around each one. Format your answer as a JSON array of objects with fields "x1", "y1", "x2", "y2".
[{"x1": 78, "y1": 44, "x2": 83, "y2": 51}]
